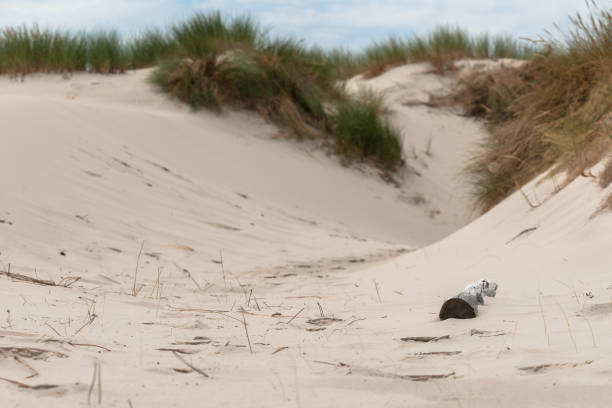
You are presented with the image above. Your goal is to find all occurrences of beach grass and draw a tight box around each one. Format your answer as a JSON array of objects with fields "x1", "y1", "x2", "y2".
[
  {"x1": 128, "y1": 29, "x2": 176, "y2": 69},
  {"x1": 333, "y1": 92, "x2": 403, "y2": 168},
  {"x1": 150, "y1": 13, "x2": 403, "y2": 168},
  {"x1": 0, "y1": 16, "x2": 532, "y2": 80},
  {"x1": 87, "y1": 31, "x2": 128, "y2": 73},
  {"x1": 0, "y1": 25, "x2": 87, "y2": 74},
  {"x1": 453, "y1": 4, "x2": 612, "y2": 211},
  {"x1": 327, "y1": 26, "x2": 534, "y2": 78},
  {"x1": 0, "y1": 11, "x2": 549, "y2": 175},
  {"x1": 0, "y1": 26, "x2": 156, "y2": 74}
]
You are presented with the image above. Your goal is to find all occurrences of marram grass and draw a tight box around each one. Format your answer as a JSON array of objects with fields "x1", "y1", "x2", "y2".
[
  {"x1": 452, "y1": 4, "x2": 612, "y2": 211},
  {"x1": 150, "y1": 14, "x2": 403, "y2": 169},
  {"x1": 5, "y1": 8, "x2": 607, "y2": 196}
]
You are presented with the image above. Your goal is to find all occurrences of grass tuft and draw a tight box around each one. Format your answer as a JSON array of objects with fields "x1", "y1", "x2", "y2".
[
  {"x1": 88, "y1": 31, "x2": 127, "y2": 73},
  {"x1": 0, "y1": 25, "x2": 87, "y2": 74},
  {"x1": 0, "y1": 12, "x2": 538, "y2": 174},
  {"x1": 128, "y1": 29, "x2": 176, "y2": 69},
  {"x1": 451, "y1": 4, "x2": 612, "y2": 211},
  {"x1": 150, "y1": 13, "x2": 402, "y2": 169},
  {"x1": 332, "y1": 92, "x2": 403, "y2": 169},
  {"x1": 327, "y1": 26, "x2": 534, "y2": 79},
  {"x1": 171, "y1": 12, "x2": 260, "y2": 58}
]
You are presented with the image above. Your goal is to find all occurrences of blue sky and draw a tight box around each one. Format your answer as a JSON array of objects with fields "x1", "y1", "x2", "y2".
[{"x1": 0, "y1": 0, "x2": 601, "y2": 49}]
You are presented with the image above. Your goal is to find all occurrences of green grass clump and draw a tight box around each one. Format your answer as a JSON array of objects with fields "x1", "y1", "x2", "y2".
[
  {"x1": 327, "y1": 26, "x2": 534, "y2": 79},
  {"x1": 452, "y1": 5, "x2": 612, "y2": 211},
  {"x1": 333, "y1": 94, "x2": 403, "y2": 168},
  {"x1": 88, "y1": 31, "x2": 128, "y2": 73},
  {"x1": 128, "y1": 29, "x2": 176, "y2": 69},
  {"x1": 0, "y1": 25, "x2": 87, "y2": 74},
  {"x1": 171, "y1": 12, "x2": 261, "y2": 57},
  {"x1": 0, "y1": 26, "x2": 160, "y2": 74},
  {"x1": 151, "y1": 13, "x2": 402, "y2": 169}
]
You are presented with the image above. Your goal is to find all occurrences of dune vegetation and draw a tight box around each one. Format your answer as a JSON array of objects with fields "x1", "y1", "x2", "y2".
[
  {"x1": 329, "y1": 27, "x2": 533, "y2": 78},
  {"x1": 450, "y1": 4, "x2": 612, "y2": 211},
  {"x1": 0, "y1": 13, "x2": 533, "y2": 170},
  {"x1": 2, "y1": 7, "x2": 611, "y2": 209},
  {"x1": 0, "y1": 14, "x2": 409, "y2": 169},
  {"x1": 149, "y1": 13, "x2": 407, "y2": 169}
]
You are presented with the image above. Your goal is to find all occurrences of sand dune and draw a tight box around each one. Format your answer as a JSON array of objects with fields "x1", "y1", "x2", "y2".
[{"x1": 0, "y1": 63, "x2": 611, "y2": 407}]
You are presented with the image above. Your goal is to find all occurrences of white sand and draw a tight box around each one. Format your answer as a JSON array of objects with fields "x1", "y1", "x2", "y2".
[{"x1": 0, "y1": 63, "x2": 611, "y2": 407}]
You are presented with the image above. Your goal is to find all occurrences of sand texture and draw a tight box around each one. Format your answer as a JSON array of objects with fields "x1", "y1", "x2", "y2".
[{"x1": 1, "y1": 62, "x2": 611, "y2": 407}]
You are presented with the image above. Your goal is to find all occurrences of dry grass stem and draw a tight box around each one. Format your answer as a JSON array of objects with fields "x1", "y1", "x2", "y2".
[
  {"x1": 242, "y1": 312, "x2": 253, "y2": 354},
  {"x1": 132, "y1": 241, "x2": 145, "y2": 296},
  {"x1": 556, "y1": 299, "x2": 578, "y2": 353},
  {"x1": 286, "y1": 307, "x2": 304, "y2": 324},
  {"x1": 73, "y1": 314, "x2": 97, "y2": 337},
  {"x1": 183, "y1": 268, "x2": 202, "y2": 292},
  {"x1": 317, "y1": 302, "x2": 325, "y2": 317},
  {"x1": 373, "y1": 280, "x2": 382, "y2": 303},
  {"x1": 538, "y1": 294, "x2": 551, "y2": 346},
  {"x1": 219, "y1": 250, "x2": 227, "y2": 289},
  {"x1": 0, "y1": 376, "x2": 58, "y2": 390},
  {"x1": 272, "y1": 346, "x2": 288, "y2": 355},
  {"x1": 67, "y1": 342, "x2": 111, "y2": 352},
  {"x1": 87, "y1": 360, "x2": 98, "y2": 405},
  {"x1": 172, "y1": 351, "x2": 209, "y2": 378},
  {"x1": 0, "y1": 270, "x2": 56, "y2": 286},
  {"x1": 149, "y1": 268, "x2": 162, "y2": 298},
  {"x1": 13, "y1": 356, "x2": 39, "y2": 378},
  {"x1": 45, "y1": 322, "x2": 63, "y2": 337},
  {"x1": 97, "y1": 360, "x2": 102, "y2": 405}
]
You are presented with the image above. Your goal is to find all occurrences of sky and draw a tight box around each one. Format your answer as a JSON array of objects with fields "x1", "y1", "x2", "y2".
[{"x1": 0, "y1": 0, "x2": 603, "y2": 49}]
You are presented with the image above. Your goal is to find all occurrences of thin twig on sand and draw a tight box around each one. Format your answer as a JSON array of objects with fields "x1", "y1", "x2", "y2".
[
  {"x1": 87, "y1": 360, "x2": 98, "y2": 405},
  {"x1": 149, "y1": 268, "x2": 162, "y2": 298},
  {"x1": 97, "y1": 360, "x2": 102, "y2": 405},
  {"x1": 172, "y1": 351, "x2": 209, "y2": 378},
  {"x1": 45, "y1": 322, "x2": 63, "y2": 337},
  {"x1": 0, "y1": 270, "x2": 55, "y2": 286},
  {"x1": 167, "y1": 305, "x2": 240, "y2": 323},
  {"x1": 242, "y1": 312, "x2": 253, "y2": 354},
  {"x1": 272, "y1": 346, "x2": 288, "y2": 355},
  {"x1": 556, "y1": 299, "x2": 578, "y2": 353},
  {"x1": 219, "y1": 250, "x2": 227, "y2": 289},
  {"x1": 183, "y1": 268, "x2": 202, "y2": 292},
  {"x1": 400, "y1": 335, "x2": 450, "y2": 343},
  {"x1": 538, "y1": 293, "x2": 550, "y2": 346},
  {"x1": 286, "y1": 308, "x2": 304, "y2": 325},
  {"x1": 132, "y1": 241, "x2": 145, "y2": 296},
  {"x1": 0, "y1": 376, "x2": 58, "y2": 390},
  {"x1": 316, "y1": 302, "x2": 325, "y2": 317},
  {"x1": 73, "y1": 314, "x2": 97, "y2": 337},
  {"x1": 13, "y1": 356, "x2": 39, "y2": 378},
  {"x1": 506, "y1": 227, "x2": 538, "y2": 245},
  {"x1": 373, "y1": 280, "x2": 382, "y2": 303},
  {"x1": 67, "y1": 342, "x2": 111, "y2": 352}
]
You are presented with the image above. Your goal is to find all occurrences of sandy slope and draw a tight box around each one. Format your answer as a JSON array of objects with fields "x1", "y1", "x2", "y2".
[{"x1": 0, "y1": 63, "x2": 610, "y2": 407}]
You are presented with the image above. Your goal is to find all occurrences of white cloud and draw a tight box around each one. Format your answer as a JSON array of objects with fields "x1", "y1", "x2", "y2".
[
  {"x1": 0, "y1": 0, "x2": 183, "y2": 31},
  {"x1": 191, "y1": 0, "x2": 598, "y2": 47},
  {"x1": 0, "y1": 0, "x2": 603, "y2": 47}
]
